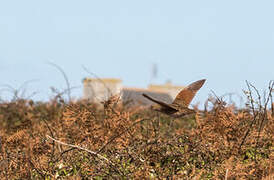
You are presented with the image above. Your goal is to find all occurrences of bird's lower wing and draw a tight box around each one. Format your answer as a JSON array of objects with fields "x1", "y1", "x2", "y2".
[{"x1": 142, "y1": 93, "x2": 177, "y2": 111}]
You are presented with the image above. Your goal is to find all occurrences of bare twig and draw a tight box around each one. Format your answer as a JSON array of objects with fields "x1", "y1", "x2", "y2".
[
  {"x1": 210, "y1": 90, "x2": 222, "y2": 104},
  {"x1": 210, "y1": 90, "x2": 228, "y2": 110},
  {"x1": 82, "y1": 65, "x2": 113, "y2": 98},
  {"x1": 51, "y1": 86, "x2": 81, "y2": 102},
  {"x1": 255, "y1": 81, "x2": 274, "y2": 152},
  {"x1": 239, "y1": 81, "x2": 259, "y2": 151},
  {"x1": 249, "y1": 83, "x2": 262, "y2": 112},
  {"x1": 221, "y1": 92, "x2": 236, "y2": 105},
  {"x1": 239, "y1": 80, "x2": 274, "y2": 156},
  {"x1": 17, "y1": 79, "x2": 39, "y2": 99},
  {"x1": 46, "y1": 135, "x2": 110, "y2": 163},
  {"x1": 97, "y1": 118, "x2": 150, "y2": 153},
  {"x1": 270, "y1": 81, "x2": 274, "y2": 118},
  {"x1": 47, "y1": 62, "x2": 71, "y2": 102},
  {"x1": 28, "y1": 159, "x2": 46, "y2": 179},
  {"x1": 0, "y1": 79, "x2": 38, "y2": 100},
  {"x1": 25, "y1": 91, "x2": 38, "y2": 100},
  {"x1": 225, "y1": 169, "x2": 229, "y2": 180},
  {"x1": 41, "y1": 118, "x2": 56, "y2": 165}
]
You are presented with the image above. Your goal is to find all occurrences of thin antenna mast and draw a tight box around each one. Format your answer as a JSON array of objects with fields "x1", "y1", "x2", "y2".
[{"x1": 150, "y1": 63, "x2": 158, "y2": 84}]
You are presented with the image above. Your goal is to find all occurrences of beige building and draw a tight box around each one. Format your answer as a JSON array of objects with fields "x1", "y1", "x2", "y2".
[
  {"x1": 122, "y1": 87, "x2": 173, "y2": 107},
  {"x1": 148, "y1": 81, "x2": 185, "y2": 100},
  {"x1": 82, "y1": 78, "x2": 122, "y2": 103},
  {"x1": 82, "y1": 77, "x2": 185, "y2": 106}
]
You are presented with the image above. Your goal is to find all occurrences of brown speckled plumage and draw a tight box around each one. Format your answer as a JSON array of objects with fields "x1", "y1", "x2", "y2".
[{"x1": 142, "y1": 79, "x2": 206, "y2": 117}]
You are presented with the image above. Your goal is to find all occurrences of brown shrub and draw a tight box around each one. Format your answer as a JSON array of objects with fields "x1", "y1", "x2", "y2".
[{"x1": 0, "y1": 84, "x2": 273, "y2": 179}]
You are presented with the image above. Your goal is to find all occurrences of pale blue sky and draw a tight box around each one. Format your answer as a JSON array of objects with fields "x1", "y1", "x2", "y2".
[{"x1": 0, "y1": 0, "x2": 273, "y2": 105}]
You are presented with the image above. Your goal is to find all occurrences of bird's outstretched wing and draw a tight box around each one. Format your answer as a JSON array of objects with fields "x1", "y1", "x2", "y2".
[
  {"x1": 172, "y1": 79, "x2": 206, "y2": 107},
  {"x1": 142, "y1": 93, "x2": 177, "y2": 111}
]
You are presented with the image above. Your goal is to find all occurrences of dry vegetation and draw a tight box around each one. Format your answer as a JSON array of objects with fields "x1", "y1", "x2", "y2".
[{"x1": 0, "y1": 81, "x2": 273, "y2": 179}]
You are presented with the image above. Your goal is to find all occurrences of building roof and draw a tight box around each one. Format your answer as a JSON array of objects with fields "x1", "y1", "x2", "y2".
[
  {"x1": 148, "y1": 83, "x2": 185, "y2": 90},
  {"x1": 122, "y1": 87, "x2": 167, "y2": 93},
  {"x1": 83, "y1": 77, "x2": 122, "y2": 83},
  {"x1": 122, "y1": 88, "x2": 173, "y2": 106}
]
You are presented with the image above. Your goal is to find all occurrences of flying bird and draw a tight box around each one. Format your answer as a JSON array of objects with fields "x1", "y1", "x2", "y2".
[{"x1": 142, "y1": 79, "x2": 206, "y2": 117}]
